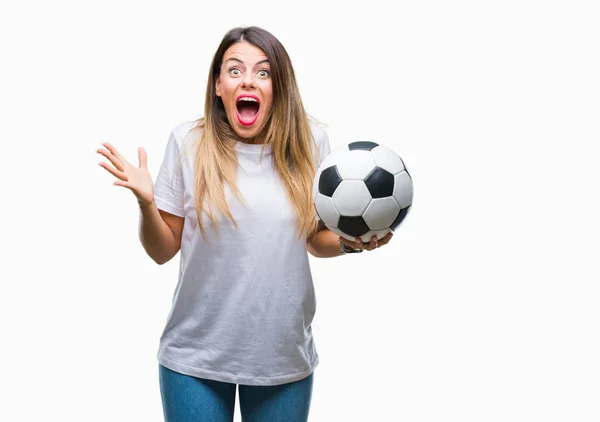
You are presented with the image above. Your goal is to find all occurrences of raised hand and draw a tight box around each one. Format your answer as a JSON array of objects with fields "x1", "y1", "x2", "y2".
[{"x1": 97, "y1": 142, "x2": 154, "y2": 207}]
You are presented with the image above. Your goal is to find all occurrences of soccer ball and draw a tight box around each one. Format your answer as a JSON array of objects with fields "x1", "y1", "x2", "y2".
[{"x1": 313, "y1": 141, "x2": 413, "y2": 242}]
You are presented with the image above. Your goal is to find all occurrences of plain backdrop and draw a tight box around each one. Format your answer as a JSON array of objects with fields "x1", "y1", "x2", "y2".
[{"x1": 1, "y1": 0, "x2": 598, "y2": 421}]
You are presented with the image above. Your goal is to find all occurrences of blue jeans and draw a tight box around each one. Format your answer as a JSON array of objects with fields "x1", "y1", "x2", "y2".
[{"x1": 159, "y1": 364, "x2": 314, "y2": 422}]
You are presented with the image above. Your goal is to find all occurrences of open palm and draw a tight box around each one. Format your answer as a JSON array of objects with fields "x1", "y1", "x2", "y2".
[{"x1": 97, "y1": 142, "x2": 154, "y2": 207}]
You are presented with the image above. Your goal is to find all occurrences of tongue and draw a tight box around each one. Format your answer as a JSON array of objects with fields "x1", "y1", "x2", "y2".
[{"x1": 238, "y1": 102, "x2": 259, "y2": 121}]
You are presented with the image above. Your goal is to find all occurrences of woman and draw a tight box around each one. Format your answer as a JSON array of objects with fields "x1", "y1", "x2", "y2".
[{"x1": 97, "y1": 26, "x2": 393, "y2": 422}]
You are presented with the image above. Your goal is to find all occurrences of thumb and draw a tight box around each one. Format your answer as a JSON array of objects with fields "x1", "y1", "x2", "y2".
[{"x1": 138, "y1": 147, "x2": 148, "y2": 169}]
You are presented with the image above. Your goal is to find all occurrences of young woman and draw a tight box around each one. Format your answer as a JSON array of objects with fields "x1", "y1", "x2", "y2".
[{"x1": 98, "y1": 26, "x2": 393, "y2": 422}]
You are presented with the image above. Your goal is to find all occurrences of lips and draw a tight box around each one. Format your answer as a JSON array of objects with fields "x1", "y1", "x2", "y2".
[{"x1": 235, "y1": 94, "x2": 260, "y2": 126}]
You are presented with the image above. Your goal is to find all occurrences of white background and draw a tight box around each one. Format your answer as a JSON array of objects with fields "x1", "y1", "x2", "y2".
[{"x1": 1, "y1": 0, "x2": 598, "y2": 421}]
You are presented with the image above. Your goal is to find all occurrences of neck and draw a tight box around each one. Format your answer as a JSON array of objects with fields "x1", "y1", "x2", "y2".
[{"x1": 235, "y1": 131, "x2": 264, "y2": 145}]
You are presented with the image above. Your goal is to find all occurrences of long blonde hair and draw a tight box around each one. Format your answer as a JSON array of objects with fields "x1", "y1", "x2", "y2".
[{"x1": 188, "y1": 27, "x2": 323, "y2": 242}]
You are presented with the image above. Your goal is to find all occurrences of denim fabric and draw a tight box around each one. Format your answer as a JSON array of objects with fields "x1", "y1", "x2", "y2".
[{"x1": 159, "y1": 364, "x2": 314, "y2": 421}]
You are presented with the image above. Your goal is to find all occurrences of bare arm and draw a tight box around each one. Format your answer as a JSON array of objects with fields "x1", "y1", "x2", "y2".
[
  {"x1": 306, "y1": 220, "x2": 343, "y2": 258},
  {"x1": 139, "y1": 202, "x2": 184, "y2": 265},
  {"x1": 97, "y1": 141, "x2": 184, "y2": 265}
]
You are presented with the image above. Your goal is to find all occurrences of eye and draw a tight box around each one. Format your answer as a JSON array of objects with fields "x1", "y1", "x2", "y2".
[
  {"x1": 228, "y1": 67, "x2": 241, "y2": 76},
  {"x1": 257, "y1": 69, "x2": 270, "y2": 78}
]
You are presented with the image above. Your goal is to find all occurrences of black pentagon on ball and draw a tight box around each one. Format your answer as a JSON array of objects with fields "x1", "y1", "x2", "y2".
[
  {"x1": 318, "y1": 166, "x2": 342, "y2": 197},
  {"x1": 364, "y1": 167, "x2": 395, "y2": 198},
  {"x1": 390, "y1": 206, "x2": 411, "y2": 231},
  {"x1": 348, "y1": 141, "x2": 379, "y2": 151},
  {"x1": 338, "y1": 216, "x2": 370, "y2": 238}
]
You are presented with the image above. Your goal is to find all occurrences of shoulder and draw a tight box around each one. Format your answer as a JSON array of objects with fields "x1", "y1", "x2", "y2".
[
  {"x1": 308, "y1": 119, "x2": 329, "y2": 146},
  {"x1": 171, "y1": 118, "x2": 202, "y2": 144},
  {"x1": 169, "y1": 118, "x2": 203, "y2": 154},
  {"x1": 307, "y1": 119, "x2": 331, "y2": 165}
]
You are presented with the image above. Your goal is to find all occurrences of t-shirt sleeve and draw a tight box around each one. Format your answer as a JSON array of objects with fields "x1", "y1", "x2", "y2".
[
  {"x1": 315, "y1": 127, "x2": 332, "y2": 168},
  {"x1": 153, "y1": 131, "x2": 186, "y2": 217},
  {"x1": 311, "y1": 126, "x2": 332, "y2": 224}
]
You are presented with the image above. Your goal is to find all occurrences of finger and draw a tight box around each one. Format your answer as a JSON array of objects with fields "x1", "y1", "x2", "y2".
[
  {"x1": 356, "y1": 237, "x2": 372, "y2": 250},
  {"x1": 97, "y1": 148, "x2": 125, "y2": 171},
  {"x1": 113, "y1": 179, "x2": 133, "y2": 189},
  {"x1": 379, "y1": 232, "x2": 394, "y2": 246},
  {"x1": 102, "y1": 142, "x2": 130, "y2": 167},
  {"x1": 138, "y1": 147, "x2": 148, "y2": 169},
  {"x1": 370, "y1": 236, "x2": 377, "y2": 248},
  {"x1": 341, "y1": 240, "x2": 361, "y2": 249},
  {"x1": 342, "y1": 238, "x2": 363, "y2": 250},
  {"x1": 353, "y1": 238, "x2": 367, "y2": 249},
  {"x1": 99, "y1": 161, "x2": 129, "y2": 181}
]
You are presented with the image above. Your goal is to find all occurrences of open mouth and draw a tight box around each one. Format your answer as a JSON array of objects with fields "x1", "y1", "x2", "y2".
[{"x1": 236, "y1": 95, "x2": 260, "y2": 126}]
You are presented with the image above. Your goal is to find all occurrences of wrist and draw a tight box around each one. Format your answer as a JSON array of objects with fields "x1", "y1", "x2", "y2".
[{"x1": 138, "y1": 198, "x2": 155, "y2": 211}]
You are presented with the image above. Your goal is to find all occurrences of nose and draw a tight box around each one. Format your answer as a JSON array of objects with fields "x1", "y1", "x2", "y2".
[{"x1": 241, "y1": 72, "x2": 255, "y2": 88}]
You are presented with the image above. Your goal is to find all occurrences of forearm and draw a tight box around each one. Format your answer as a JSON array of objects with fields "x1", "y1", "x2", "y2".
[
  {"x1": 306, "y1": 228, "x2": 343, "y2": 258},
  {"x1": 138, "y1": 201, "x2": 178, "y2": 264}
]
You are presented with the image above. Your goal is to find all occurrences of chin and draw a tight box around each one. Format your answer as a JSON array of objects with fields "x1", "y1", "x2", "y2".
[
  {"x1": 232, "y1": 127, "x2": 256, "y2": 140},
  {"x1": 232, "y1": 116, "x2": 267, "y2": 141}
]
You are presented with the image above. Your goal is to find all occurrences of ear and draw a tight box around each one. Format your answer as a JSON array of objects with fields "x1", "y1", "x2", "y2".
[{"x1": 215, "y1": 76, "x2": 221, "y2": 97}]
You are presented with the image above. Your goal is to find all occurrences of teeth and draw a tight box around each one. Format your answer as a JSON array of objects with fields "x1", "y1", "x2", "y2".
[{"x1": 238, "y1": 97, "x2": 258, "y2": 102}]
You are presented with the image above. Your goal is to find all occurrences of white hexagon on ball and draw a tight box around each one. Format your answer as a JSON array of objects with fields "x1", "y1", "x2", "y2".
[
  {"x1": 314, "y1": 193, "x2": 341, "y2": 228},
  {"x1": 333, "y1": 150, "x2": 376, "y2": 180},
  {"x1": 331, "y1": 180, "x2": 372, "y2": 216},
  {"x1": 393, "y1": 171, "x2": 413, "y2": 208},
  {"x1": 371, "y1": 145, "x2": 405, "y2": 175},
  {"x1": 363, "y1": 197, "x2": 401, "y2": 230}
]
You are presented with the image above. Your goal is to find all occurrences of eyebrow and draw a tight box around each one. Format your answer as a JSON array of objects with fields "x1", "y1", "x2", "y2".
[{"x1": 224, "y1": 57, "x2": 270, "y2": 67}]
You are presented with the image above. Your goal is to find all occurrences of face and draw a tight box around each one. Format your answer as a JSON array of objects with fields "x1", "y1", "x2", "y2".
[{"x1": 215, "y1": 41, "x2": 273, "y2": 140}]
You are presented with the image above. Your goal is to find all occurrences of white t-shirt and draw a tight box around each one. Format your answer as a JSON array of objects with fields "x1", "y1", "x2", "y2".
[{"x1": 153, "y1": 119, "x2": 331, "y2": 386}]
